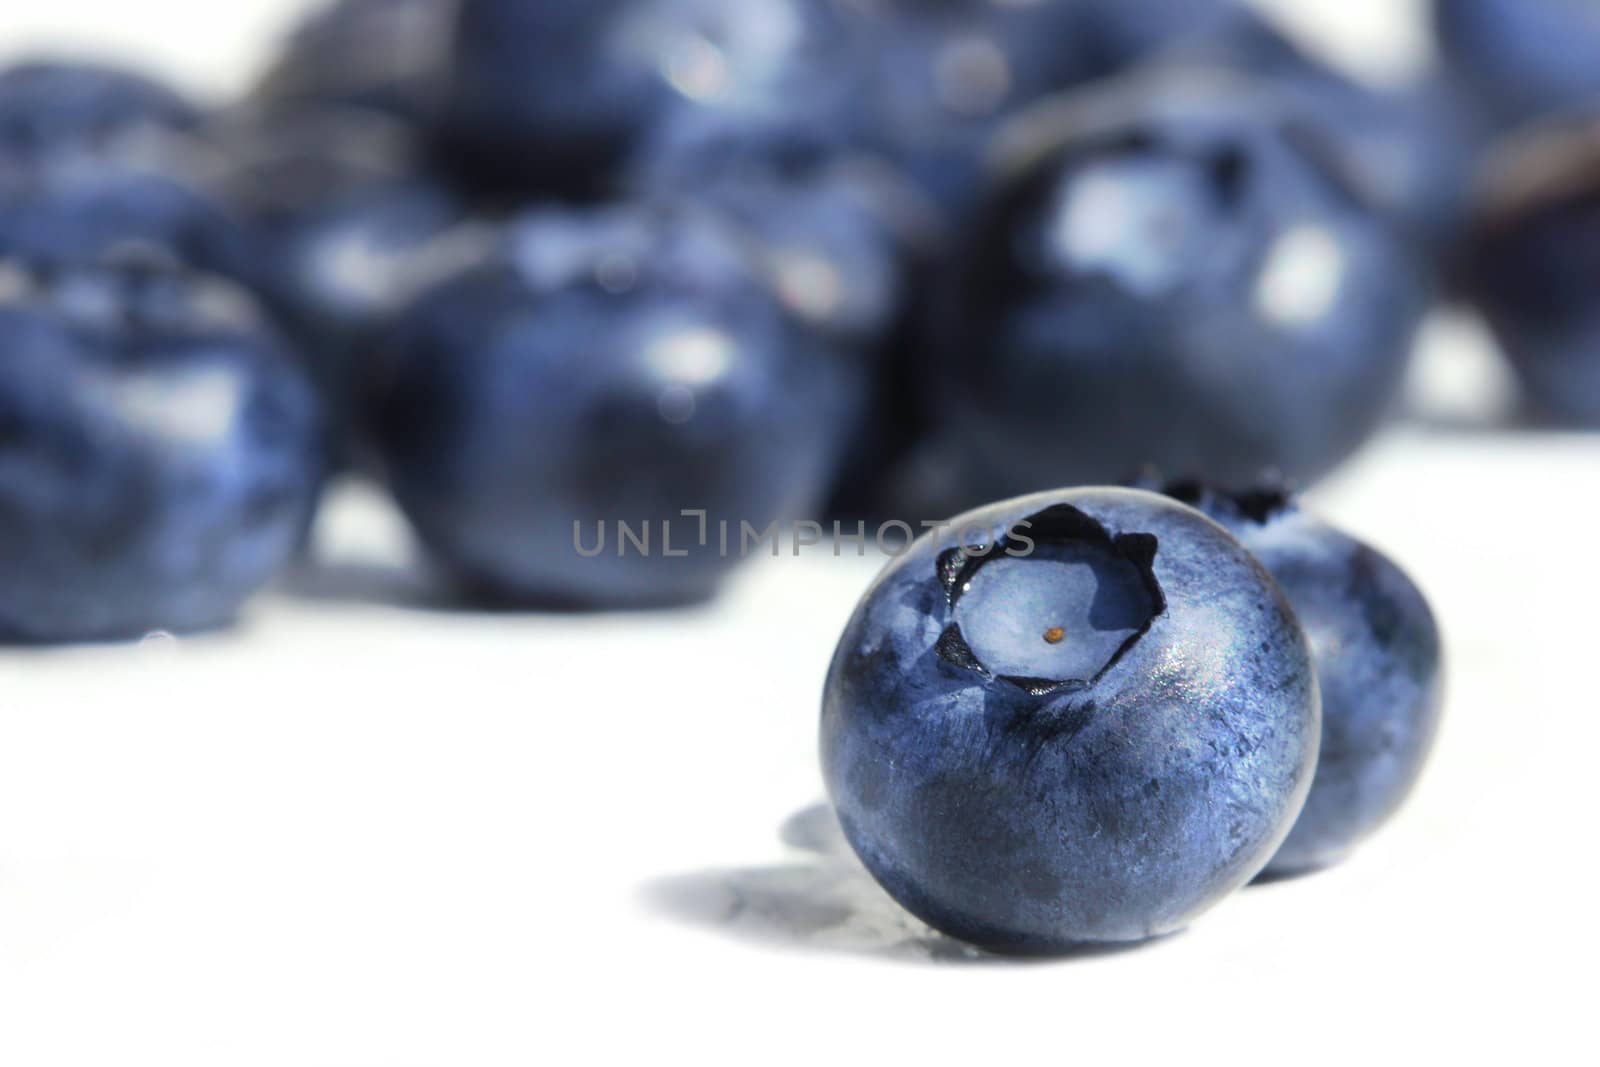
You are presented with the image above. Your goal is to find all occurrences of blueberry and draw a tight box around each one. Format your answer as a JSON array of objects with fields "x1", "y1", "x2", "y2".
[
  {"x1": 821, "y1": 487, "x2": 1319, "y2": 952},
  {"x1": 0, "y1": 60, "x2": 197, "y2": 163},
  {"x1": 1160, "y1": 482, "x2": 1443, "y2": 877},
  {"x1": 0, "y1": 255, "x2": 325, "y2": 644},
  {"x1": 0, "y1": 151, "x2": 254, "y2": 282},
  {"x1": 929, "y1": 74, "x2": 1429, "y2": 494},
  {"x1": 1434, "y1": 0, "x2": 1600, "y2": 132},
  {"x1": 367, "y1": 203, "x2": 856, "y2": 608},
  {"x1": 633, "y1": 117, "x2": 924, "y2": 350},
  {"x1": 1162, "y1": 10, "x2": 1476, "y2": 255},
  {"x1": 1464, "y1": 122, "x2": 1600, "y2": 425},
  {"x1": 444, "y1": 0, "x2": 859, "y2": 198},
  {"x1": 253, "y1": 0, "x2": 457, "y2": 123},
  {"x1": 841, "y1": 0, "x2": 1089, "y2": 214},
  {"x1": 212, "y1": 107, "x2": 468, "y2": 452},
  {"x1": 1072, "y1": 0, "x2": 1239, "y2": 75}
]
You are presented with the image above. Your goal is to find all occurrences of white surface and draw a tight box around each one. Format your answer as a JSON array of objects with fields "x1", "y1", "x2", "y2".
[
  {"x1": 2, "y1": 431, "x2": 1596, "y2": 1067},
  {"x1": 1, "y1": 2, "x2": 1595, "y2": 1065}
]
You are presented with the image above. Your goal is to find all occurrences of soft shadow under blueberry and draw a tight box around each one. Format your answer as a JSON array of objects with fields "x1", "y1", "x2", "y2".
[{"x1": 645, "y1": 803, "x2": 1166, "y2": 965}]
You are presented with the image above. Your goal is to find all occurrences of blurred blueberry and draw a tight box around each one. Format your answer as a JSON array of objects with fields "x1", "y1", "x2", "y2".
[
  {"x1": 367, "y1": 203, "x2": 857, "y2": 608},
  {"x1": 211, "y1": 107, "x2": 470, "y2": 454},
  {"x1": 0, "y1": 150, "x2": 255, "y2": 282},
  {"x1": 841, "y1": 0, "x2": 1089, "y2": 214},
  {"x1": 253, "y1": 0, "x2": 458, "y2": 123},
  {"x1": 1465, "y1": 122, "x2": 1600, "y2": 425},
  {"x1": 0, "y1": 254, "x2": 325, "y2": 644},
  {"x1": 1161, "y1": 482, "x2": 1444, "y2": 878},
  {"x1": 1434, "y1": 0, "x2": 1600, "y2": 131},
  {"x1": 929, "y1": 74, "x2": 1429, "y2": 494},
  {"x1": 0, "y1": 60, "x2": 198, "y2": 163},
  {"x1": 822, "y1": 487, "x2": 1319, "y2": 952},
  {"x1": 444, "y1": 0, "x2": 860, "y2": 198},
  {"x1": 1162, "y1": 9, "x2": 1476, "y2": 256},
  {"x1": 633, "y1": 113, "x2": 947, "y2": 519},
  {"x1": 1072, "y1": 0, "x2": 1239, "y2": 75}
]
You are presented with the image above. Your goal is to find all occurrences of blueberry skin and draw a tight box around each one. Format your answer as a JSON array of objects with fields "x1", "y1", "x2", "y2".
[
  {"x1": 843, "y1": 0, "x2": 1088, "y2": 213},
  {"x1": 368, "y1": 203, "x2": 855, "y2": 608},
  {"x1": 212, "y1": 107, "x2": 467, "y2": 447},
  {"x1": 1163, "y1": 484, "x2": 1444, "y2": 877},
  {"x1": 0, "y1": 258, "x2": 325, "y2": 644},
  {"x1": 1164, "y1": 10, "x2": 1476, "y2": 256},
  {"x1": 444, "y1": 0, "x2": 859, "y2": 197},
  {"x1": 931, "y1": 76, "x2": 1428, "y2": 494},
  {"x1": 0, "y1": 61, "x2": 197, "y2": 162},
  {"x1": 1465, "y1": 125, "x2": 1600, "y2": 425},
  {"x1": 822, "y1": 488, "x2": 1320, "y2": 952},
  {"x1": 254, "y1": 0, "x2": 457, "y2": 123},
  {"x1": 1434, "y1": 0, "x2": 1600, "y2": 131},
  {"x1": 0, "y1": 156, "x2": 254, "y2": 283}
]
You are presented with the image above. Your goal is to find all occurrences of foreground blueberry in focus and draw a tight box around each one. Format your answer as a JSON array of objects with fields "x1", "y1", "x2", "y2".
[
  {"x1": 0, "y1": 60, "x2": 197, "y2": 162},
  {"x1": 1433, "y1": 0, "x2": 1600, "y2": 132},
  {"x1": 367, "y1": 203, "x2": 855, "y2": 608},
  {"x1": 253, "y1": 0, "x2": 457, "y2": 123},
  {"x1": 444, "y1": 0, "x2": 859, "y2": 197},
  {"x1": 930, "y1": 75, "x2": 1428, "y2": 494},
  {"x1": 1464, "y1": 123, "x2": 1600, "y2": 426},
  {"x1": 0, "y1": 256, "x2": 324, "y2": 643},
  {"x1": 1162, "y1": 482, "x2": 1444, "y2": 877},
  {"x1": 822, "y1": 488, "x2": 1319, "y2": 952}
]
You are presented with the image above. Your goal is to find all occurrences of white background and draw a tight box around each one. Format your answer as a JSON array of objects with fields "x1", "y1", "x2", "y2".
[{"x1": 0, "y1": 2, "x2": 1594, "y2": 1064}]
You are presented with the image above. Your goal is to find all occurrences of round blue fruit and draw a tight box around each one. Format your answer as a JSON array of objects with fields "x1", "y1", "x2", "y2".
[
  {"x1": 821, "y1": 488, "x2": 1320, "y2": 953},
  {"x1": 1162, "y1": 483, "x2": 1444, "y2": 877},
  {"x1": 367, "y1": 202, "x2": 858, "y2": 608},
  {"x1": 930, "y1": 74, "x2": 1429, "y2": 493},
  {"x1": 0, "y1": 255, "x2": 325, "y2": 643}
]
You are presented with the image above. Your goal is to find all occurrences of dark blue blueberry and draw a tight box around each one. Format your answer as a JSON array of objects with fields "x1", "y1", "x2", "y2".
[
  {"x1": 0, "y1": 151, "x2": 255, "y2": 282},
  {"x1": 632, "y1": 116, "x2": 927, "y2": 350},
  {"x1": 0, "y1": 255, "x2": 325, "y2": 644},
  {"x1": 1161, "y1": 10, "x2": 1476, "y2": 255},
  {"x1": 821, "y1": 487, "x2": 1319, "y2": 952},
  {"x1": 253, "y1": 0, "x2": 456, "y2": 123},
  {"x1": 212, "y1": 107, "x2": 468, "y2": 451},
  {"x1": 929, "y1": 75, "x2": 1429, "y2": 494},
  {"x1": 1434, "y1": 0, "x2": 1600, "y2": 131},
  {"x1": 1464, "y1": 123, "x2": 1600, "y2": 425},
  {"x1": 0, "y1": 60, "x2": 197, "y2": 163},
  {"x1": 444, "y1": 0, "x2": 860, "y2": 198},
  {"x1": 367, "y1": 203, "x2": 857, "y2": 608},
  {"x1": 841, "y1": 0, "x2": 1090, "y2": 214},
  {"x1": 840, "y1": 1, "x2": 1238, "y2": 214},
  {"x1": 1160, "y1": 482, "x2": 1444, "y2": 877},
  {"x1": 1072, "y1": 0, "x2": 1239, "y2": 75}
]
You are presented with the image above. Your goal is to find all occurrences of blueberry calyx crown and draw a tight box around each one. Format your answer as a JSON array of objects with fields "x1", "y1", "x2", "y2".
[{"x1": 934, "y1": 503, "x2": 1166, "y2": 697}]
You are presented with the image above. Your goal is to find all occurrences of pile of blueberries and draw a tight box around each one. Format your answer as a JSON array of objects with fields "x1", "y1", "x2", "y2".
[{"x1": 0, "y1": 0, "x2": 1595, "y2": 641}]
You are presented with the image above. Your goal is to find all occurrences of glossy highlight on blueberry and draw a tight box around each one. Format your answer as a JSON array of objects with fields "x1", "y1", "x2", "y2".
[{"x1": 822, "y1": 487, "x2": 1320, "y2": 953}]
